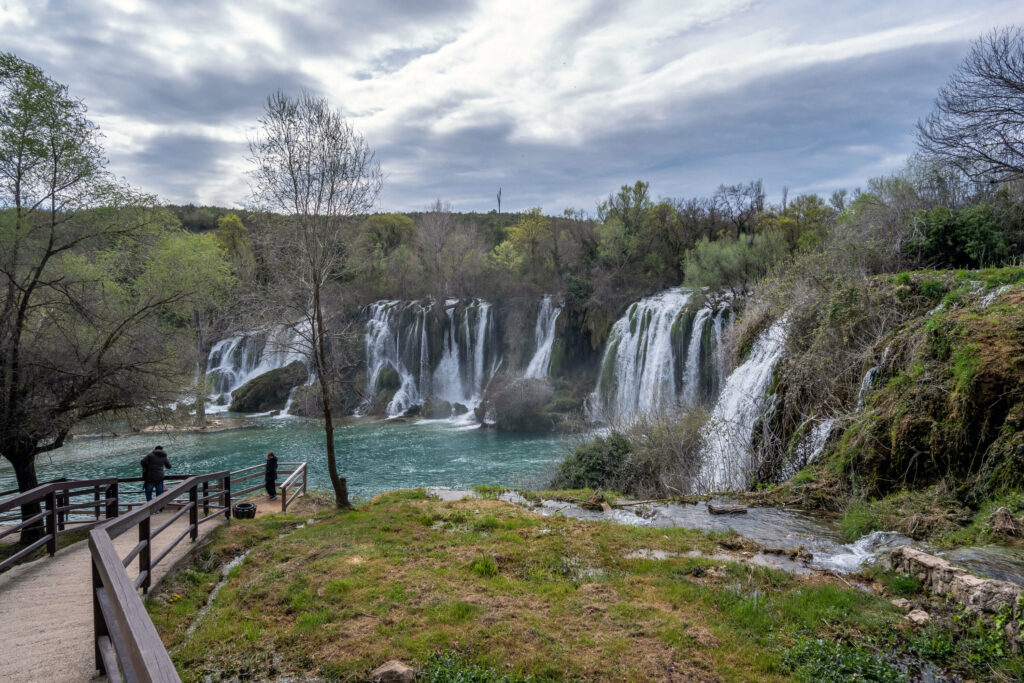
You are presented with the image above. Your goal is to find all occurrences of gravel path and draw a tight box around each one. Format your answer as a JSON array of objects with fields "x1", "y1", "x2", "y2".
[{"x1": 0, "y1": 512, "x2": 224, "y2": 682}]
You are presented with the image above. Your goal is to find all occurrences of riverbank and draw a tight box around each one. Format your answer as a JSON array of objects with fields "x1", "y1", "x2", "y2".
[{"x1": 147, "y1": 489, "x2": 1023, "y2": 681}]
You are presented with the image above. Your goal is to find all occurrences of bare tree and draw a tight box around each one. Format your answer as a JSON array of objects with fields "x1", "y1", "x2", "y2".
[
  {"x1": 917, "y1": 27, "x2": 1024, "y2": 184},
  {"x1": 417, "y1": 199, "x2": 456, "y2": 303},
  {"x1": 248, "y1": 91, "x2": 383, "y2": 508}
]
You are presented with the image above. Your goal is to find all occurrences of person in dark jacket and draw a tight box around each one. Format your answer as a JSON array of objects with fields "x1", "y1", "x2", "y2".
[
  {"x1": 140, "y1": 445, "x2": 171, "y2": 501},
  {"x1": 265, "y1": 451, "x2": 278, "y2": 500}
]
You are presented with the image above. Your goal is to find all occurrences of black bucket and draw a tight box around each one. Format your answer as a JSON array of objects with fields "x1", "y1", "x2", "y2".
[{"x1": 233, "y1": 502, "x2": 257, "y2": 519}]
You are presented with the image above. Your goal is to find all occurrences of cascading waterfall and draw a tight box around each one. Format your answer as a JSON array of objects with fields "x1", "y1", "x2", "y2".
[
  {"x1": 856, "y1": 346, "x2": 890, "y2": 410},
  {"x1": 590, "y1": 288, "x2": 729, "y2": 422},
  {"x1": 698, "y1": 317, "x2": 789, "y2": 492},
  {"x1": 205, "y1": 325, "x2": 310, "y2": 412},
  {"x1": 362, "y1": 299, "x2": 501, "y2": 418},
  {"x1": 524, "y1": 295, "x2": 562, "y2": 379}
]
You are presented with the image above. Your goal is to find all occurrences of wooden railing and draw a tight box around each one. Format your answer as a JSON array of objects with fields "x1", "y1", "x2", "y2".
[
  {"x1": 1, "y1": 460, "x2": 310, "y2": 681},
  {"x1": 229, "y1": 461, "x2": 307, "y2": 512},
  {"x1": 0, "y1": 478, "x2": 119, "y2": 572},
  {"x1": 279, "y1": 463, "x2": 308, "y2": 513},
  {"x1": 89, "y1": 471, "x2": 230, "y2": 682}
]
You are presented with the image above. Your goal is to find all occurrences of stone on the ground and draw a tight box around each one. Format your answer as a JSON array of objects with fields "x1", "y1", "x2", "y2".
[
  {"x1": 370, "y1": 659, "x2": 416, "y2": 682},
  {"x1": 890, "y1": 598, "x2": 912, "y2": 611},
  {"x1": 906, "y1": 609, "x2": 930, "y2": 625}
]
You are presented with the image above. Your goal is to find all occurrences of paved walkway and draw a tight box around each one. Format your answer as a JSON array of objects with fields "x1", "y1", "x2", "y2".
[{"x1": 0, "y1": 512, "x2": 224, "y2": 682}]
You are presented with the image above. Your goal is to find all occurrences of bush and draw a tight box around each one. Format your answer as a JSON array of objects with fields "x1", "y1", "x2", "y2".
[
  {"x1": 550, "y1": 411, "x2": 707, "y2": 497},
  {"x1": 550, "y1": 432, "x2": 631, "y2": 489}
]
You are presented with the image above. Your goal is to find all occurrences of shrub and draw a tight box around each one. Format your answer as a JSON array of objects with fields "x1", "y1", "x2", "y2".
[{"x1": 550, "y1": 432, "x2": 631, "y2": 489}]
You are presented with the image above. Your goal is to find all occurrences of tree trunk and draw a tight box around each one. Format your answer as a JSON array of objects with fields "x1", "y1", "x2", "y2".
[
  {"x1": 193, "y1": 309, "x2": 206, "y2": 426},
  {"x1": 313, "y1": 286, "x2": 350, "y2": 508},
  {"x1": 9, "y1": 450, "x2": 43, "y2": 544}
]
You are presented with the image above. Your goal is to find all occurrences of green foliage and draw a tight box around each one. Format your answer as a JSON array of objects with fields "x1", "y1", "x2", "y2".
[
  {"x1": 550, "y1": 432, "x2": 631, "y2": 490},
  {"x1": 419, "y1": 652, "x2": 541, "y2": 682},
  {"x1": 682, "y1": 232, "x2": 788, "y2": 299},
  {"x1": 757, "y1": 193, "x2": 835, "y2": 251},
  {"x1": 782, "y1": 639, "x2": 903, "y2": 682},
  {"x1": 909, "y1": 203, "x2": 1015, "y2": 268},
  {"x1": 471, "y1": 485, "x2": 508, "y2": 499}
]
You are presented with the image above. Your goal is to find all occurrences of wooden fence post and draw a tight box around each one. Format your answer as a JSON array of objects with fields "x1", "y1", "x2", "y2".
[
  {"x1": 139, "y1": 515, "x2": 151, "y2": 593},
  {"x1": 107, "y1": 481, "x2": 119, "y2": 519},
  {"x1": 189, "y1": 485, "x2": 199, "y2": 541},
  {"x1": 45, "y1": 489, "x2": 57, "y2": 556},
  {"x1": 224, "y1": 474, "x2": 231, "y2": 520},
  {"x1": 92, "y1": 560, "x2": 108, "y2": 674},
  {"x1": 202, "y1": 480, "x2": 209, "y2": 518}
]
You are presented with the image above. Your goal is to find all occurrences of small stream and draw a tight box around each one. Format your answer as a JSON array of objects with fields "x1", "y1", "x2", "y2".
[{"x1": 431, "y1": 488, "x2": 1024, "y2": 584}]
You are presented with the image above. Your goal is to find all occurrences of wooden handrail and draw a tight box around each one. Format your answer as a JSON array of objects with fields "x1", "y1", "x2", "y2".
[
  {"x1": 0, "y1": 479, "x2": 119, "y2": 572},
  {"x1": 90, "y1": 471, "x2": 231, "y2": 681},
  {"x1": 278, "y1": 463, "x2": 307, "y2": 513}
]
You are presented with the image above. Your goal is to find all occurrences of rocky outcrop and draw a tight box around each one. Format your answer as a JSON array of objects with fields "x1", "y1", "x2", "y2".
[
  {"x1": 228, "y1": 361, "x2": 307, "y2": 413},
  {"x1": 475, "y1": 376, "x2": 555, "y2": 432},
  {"x1": 887, "y1": 546, "x2": 1023, "y2": 647}
]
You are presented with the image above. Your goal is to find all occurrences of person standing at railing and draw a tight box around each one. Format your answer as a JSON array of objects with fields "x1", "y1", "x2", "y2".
[
  {"x1": 141, "y1": 445, "x2": 172, "y2": 501},
  {"x1": 265, "y1": 451, "x2": 278, "y2": 500}
]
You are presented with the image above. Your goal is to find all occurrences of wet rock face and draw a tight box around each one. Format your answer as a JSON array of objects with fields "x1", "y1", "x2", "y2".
[
  {"x1": 887, "y1": 546, "x2": 1023, "y2": 646},
  {"x1": 228, "y1": 361, "x2": 307, "y2": 413}
]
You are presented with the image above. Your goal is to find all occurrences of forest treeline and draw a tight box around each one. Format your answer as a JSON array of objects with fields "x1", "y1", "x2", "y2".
[{"x1": 183, "y1": 159, "x2": 1024, "y2": 353}]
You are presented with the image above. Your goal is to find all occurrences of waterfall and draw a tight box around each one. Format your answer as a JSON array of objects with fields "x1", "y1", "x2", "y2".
[
  {"x1": 698, "y1": 317, "x2": 788, "y2": 492},
  {"x1": 796, "y1": 418, "x2": 835, "y2": 466},
  {"x1": 856, "y1": 346, "x2": 889, "y2": 410},
  {"x1": 681, "y1": 307, "x2": 712, "y2": 407},
  {"x1": 589, "y1": 288, "x2": 729, "y2": 422},
  {"x1": 362, "y1": 298, "x2": 501, "y2": 418},
  {"x1": 524, "y1": 295, "x2": 562, "y2": 379},
  {"x1": 205, "y1": 324, "x2": 309, "y2": 412}
]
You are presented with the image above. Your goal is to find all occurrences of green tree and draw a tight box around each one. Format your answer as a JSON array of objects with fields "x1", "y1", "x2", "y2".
[
  {"x1": 215, "y1": 211, "x2": 255, "y2": 276},
  {"x1": 141, "y1": 230, "x2": 235, "y2": 423},
  {"x1": 0, "y1": 54, "x2": 220, "y2": 536},
  {"x1": 682, "y1": 232, "x2": 788, "y2": 302}
]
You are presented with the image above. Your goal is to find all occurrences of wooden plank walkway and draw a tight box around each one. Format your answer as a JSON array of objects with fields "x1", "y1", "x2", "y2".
[{"x1": 0, "y1": 512, "x2": 223, "y2": 682}]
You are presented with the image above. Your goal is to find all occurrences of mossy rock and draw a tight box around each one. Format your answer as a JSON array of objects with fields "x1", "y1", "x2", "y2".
[
  {"x1": 229, "y1": 361, "x2": 307, "y2": 413},
  {"x1": 374, "y1": 365, "x2": 401, "y2": 392}
]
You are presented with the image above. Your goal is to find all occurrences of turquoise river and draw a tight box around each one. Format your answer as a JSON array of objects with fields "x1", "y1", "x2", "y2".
[{"x1": 0, "y1": 416, "x2": 571, "y2": 503}]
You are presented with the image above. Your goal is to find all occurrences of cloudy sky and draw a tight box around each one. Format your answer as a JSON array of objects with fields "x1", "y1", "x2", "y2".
[{"x1": 3, "y1": 0, "x2": 1023, "y2": 213}]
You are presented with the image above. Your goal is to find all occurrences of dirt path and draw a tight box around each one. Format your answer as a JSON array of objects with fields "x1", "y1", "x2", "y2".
[{"x1": 0, "y1": 512, "x2": 224, "y2": 682}]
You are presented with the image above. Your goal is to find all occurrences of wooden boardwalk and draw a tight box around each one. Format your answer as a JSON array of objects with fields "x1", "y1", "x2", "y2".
[{"x1": 0, "y1": 512, "x2": 223, "y2": 682}]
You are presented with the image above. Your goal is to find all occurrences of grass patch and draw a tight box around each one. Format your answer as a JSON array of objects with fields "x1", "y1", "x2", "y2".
[
  {"x1": 472, "y1": 484, "x2": 509, "y2": 499},
  {"x1": 146, "y1": 490, "x2": 1023, "y2": 682},
  {"x1": 782, "y1": 638, "x2": 902, "y2": 682}
]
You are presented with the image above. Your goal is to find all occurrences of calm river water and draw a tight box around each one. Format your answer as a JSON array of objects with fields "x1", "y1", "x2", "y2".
[{"x1": 0, "y1": 416, "x2": 571, "y2": 503}]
